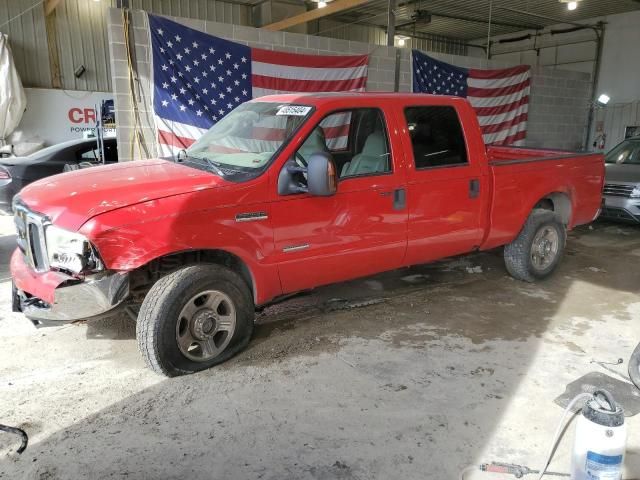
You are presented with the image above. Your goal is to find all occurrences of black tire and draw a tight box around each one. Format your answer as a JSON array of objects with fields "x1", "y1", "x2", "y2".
[
  {"x1": 504, "y1": 209, "x2": 566, "y2": 282},
  {"x1": 137, "y1": 264, "x2": 254, "y2": 377}
]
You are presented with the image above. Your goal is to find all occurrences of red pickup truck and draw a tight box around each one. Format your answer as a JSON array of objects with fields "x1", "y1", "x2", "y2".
[{"x1": 11, "y1": 93, "x2": 604, "y2": 376}]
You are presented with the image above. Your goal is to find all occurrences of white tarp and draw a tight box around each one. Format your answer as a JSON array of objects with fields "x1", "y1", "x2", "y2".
[{"x1": 0, "y1": 33, "x2": 27, "y2": 145}]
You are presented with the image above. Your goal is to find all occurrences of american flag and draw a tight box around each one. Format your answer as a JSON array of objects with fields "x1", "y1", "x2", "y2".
[
  {"x1": 412, "y1": 50, "x2": 530, "y2": 146},
  {"x1": 149, "y1": 14, "x2": 368, "y2": 156}
]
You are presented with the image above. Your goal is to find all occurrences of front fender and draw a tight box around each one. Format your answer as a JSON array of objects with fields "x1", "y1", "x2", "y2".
[{"x1": 79, "y1": 184, "x2": 282, "y2": 305}]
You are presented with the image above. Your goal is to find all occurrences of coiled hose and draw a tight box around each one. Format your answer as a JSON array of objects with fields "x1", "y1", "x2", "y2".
[{"x1": 0, "y1": 424, "x2": 28, "y2": 454}]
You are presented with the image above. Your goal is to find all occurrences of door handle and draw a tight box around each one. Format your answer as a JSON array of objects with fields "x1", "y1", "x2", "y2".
[
  {"x1": 469, "y1": 179, "x2": 480, "y2": 199},
  {"x1": 393, "y1": 188, "x2": 406, "y2": 210},
  {"x1": 379, "y1": 188, "x2": 406, "y2": 209}
]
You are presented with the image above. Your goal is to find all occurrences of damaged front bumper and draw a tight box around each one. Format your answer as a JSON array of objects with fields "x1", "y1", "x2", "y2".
[{"x1": 11, "y1": 249, "x2": 129, "y2": 327}]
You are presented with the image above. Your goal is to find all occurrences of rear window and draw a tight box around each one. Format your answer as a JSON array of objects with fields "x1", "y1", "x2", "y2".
[{"x1": 404, "y1": 106, "x2": 468, "y2": 169}]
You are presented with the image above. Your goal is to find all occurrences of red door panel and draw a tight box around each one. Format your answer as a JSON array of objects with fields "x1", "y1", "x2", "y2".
[
  {"x1": 395, "y1": 103, "x2": 487, "y2": 266},
  {"x1": 270, "y1": 104, "x2": 409, "y2": 294},
  {"x1": 404, "y1": 168, "x2": 485, "y2": 265},
  {"x1": 271, "y1": 175, "x2": 407, "y2": 293}
]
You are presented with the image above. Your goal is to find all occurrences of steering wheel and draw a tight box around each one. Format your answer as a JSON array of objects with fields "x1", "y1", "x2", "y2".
[{"x1": 295, "y1": 151, "x2": 308, "y2": 168}]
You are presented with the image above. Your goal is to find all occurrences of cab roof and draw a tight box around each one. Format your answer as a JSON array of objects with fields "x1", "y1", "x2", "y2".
[{"x1": 251, "y1": 92, "x2": 468, "y2": 108}]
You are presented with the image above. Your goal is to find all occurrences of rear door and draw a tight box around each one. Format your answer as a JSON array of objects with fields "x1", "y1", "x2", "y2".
[
  {"x1": 270, "y1": 105, "x2": 409, "y2": 293},
  {"x1": 397, "y1": 101, "x2": 487, "y2": 266}
]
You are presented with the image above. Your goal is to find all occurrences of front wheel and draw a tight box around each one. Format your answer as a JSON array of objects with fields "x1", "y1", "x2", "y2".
[
  {"x1": 504, "y1": 209, "x2": 566, "y2": 282},
  {"x1": 137, "y1": 264, "x2": 254, "y2": 376}
]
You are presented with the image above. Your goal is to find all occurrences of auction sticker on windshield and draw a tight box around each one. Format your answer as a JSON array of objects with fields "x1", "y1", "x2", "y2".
[{"x1": 276, "y1": 105, "x2": 312, "y2": 116}]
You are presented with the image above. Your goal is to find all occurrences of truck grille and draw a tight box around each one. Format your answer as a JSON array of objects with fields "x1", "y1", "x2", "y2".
[
  {"x1": 603, "y1": 183, "x2": 635, "y2": 197},
  {"x1": 14, "y1": 203, "x2": 50, "y2": 272}
]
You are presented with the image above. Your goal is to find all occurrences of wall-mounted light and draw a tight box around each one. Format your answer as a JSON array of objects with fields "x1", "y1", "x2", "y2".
[
  {"x1": 395, "y1": 35, "x2": 410, "y2": 47},
  {"x1": 74, "y1": 65, "x2": 86, "y2": 78},
  {"x1": 597, "y1": 94, "x2": 610, "y2": 106}
]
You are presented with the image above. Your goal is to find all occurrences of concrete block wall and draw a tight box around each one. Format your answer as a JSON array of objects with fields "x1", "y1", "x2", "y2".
[
  {"x1": 526, "y1": 68, "x2": 592, "y2": 150},
  {"x1": 401, "y1": 49, "x2": 592, "y2": 150},
  {"x1": 107, "y1": 8, "x2": 591, "y2": 161}
]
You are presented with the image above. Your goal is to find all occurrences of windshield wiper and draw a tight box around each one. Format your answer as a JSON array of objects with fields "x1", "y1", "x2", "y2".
[{"x1": 182, "y1": 153, "x2": 227, "y2": 176}]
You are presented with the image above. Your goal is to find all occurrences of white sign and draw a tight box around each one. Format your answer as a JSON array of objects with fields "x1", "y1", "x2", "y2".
[
  {"x1": 276, "y1": 105, "x2": 312, "y2": 116},
  {"x1": 15, "y1": 88, "x2": 115, "y2": 146}
]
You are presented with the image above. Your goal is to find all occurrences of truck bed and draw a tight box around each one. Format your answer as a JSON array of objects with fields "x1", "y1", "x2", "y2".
[
  {"x1": 481, "y1": 145, "x2": 604, "y2": 251},
  {"x1": 486, "y1": 145, "x2": 587, "y2": 164}
]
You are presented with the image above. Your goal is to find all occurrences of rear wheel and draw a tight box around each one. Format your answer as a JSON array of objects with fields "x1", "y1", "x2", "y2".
[
  {"x1": 137, "y1": 264, "x2": 254, "y2": 376},
  {"x1": 504, "y1": 209, "x2": 566, "y2": 282}
]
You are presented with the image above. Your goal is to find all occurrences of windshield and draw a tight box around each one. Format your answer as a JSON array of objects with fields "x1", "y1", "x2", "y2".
[
  {"x1": 605, "y1": 138, "x2": 640, "y2": 165},
  {"x1": 186, "y1": 102, "x2": 313, "y2": 171}
]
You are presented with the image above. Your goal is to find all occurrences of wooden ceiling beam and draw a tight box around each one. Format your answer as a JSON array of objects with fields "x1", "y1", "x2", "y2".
[{"x1": 263, "y1": 0, "x2": 371, "y2": 31}]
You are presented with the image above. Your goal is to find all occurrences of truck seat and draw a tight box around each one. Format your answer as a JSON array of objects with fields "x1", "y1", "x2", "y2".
[{"x1": 341, "y1": 132, "x2": 388, "y2": 177}]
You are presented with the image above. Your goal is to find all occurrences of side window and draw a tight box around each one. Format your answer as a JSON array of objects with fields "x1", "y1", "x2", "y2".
[
  {"x1": 404, "y1": 106, "x2": 468, "y2": 169},
  {"x1": 103, "y1": 141, "x2": 118, "y2": 163},
  {"x1": 76, "y1": 143, "x2": 118, "y2": 163},
  {"x1": 77, "y1": 146, "x2": 99, "y2": 162},
  {"x1": 295, "y1": 108, "x2": 391, "y2": 179}
]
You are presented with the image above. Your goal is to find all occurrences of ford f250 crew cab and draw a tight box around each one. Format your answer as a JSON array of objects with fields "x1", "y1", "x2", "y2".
[{"x1": 11, "y1": 93, "x2": 605, "y2": 376}]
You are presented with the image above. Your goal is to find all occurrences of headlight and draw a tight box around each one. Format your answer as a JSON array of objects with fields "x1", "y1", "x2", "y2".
[
  {"x1": 45, "y1": 225, "x2": 103, "y2": 274},
  {"x1": 631, "y1": 186, "x2": 640, "y2": 199}
]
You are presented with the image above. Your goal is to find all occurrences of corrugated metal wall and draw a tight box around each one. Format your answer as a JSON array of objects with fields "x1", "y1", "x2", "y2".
[
  {"x1": 2, "y1": 0, "x2": 464, "y2": 93},
  {"x1": 0, "y1": 0, "x2": 51, "y2": 88},
  {"x1": 596, "y1": 101, "x2": 640, "y2": 147},
  {"x1": 129, "y1": 0, "x2": 251, "y2": 24},
  {"x1": 411, "y1": 35, "x2": 467, "y2": 56},
  {"x1": 56, "y1": 0, "x2": 115, "y2": 92},
  {"x1": 0, "y1": 0, "x2": 251, "y2": 92},
  {"x1": 315, "y1": 19, "x2": 468, "y2": 56}
]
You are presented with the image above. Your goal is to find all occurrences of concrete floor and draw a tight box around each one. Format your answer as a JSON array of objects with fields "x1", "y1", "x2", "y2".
[{"x1": 0, "y1": 215, "x2": 639, "y2": 479}]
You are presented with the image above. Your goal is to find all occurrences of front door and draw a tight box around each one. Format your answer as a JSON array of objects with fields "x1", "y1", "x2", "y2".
[{"x1": 270, "y1": 107, "x2": 409, "y2": 294}]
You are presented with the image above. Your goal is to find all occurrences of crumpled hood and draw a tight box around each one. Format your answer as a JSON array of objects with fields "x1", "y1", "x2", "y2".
[{"x1": 19, "y1": 159, "x2": 229, "y2": 230}]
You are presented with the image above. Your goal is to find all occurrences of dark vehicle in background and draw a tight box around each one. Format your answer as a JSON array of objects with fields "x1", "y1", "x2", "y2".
[
  {"x1": 0, "y1": 137, "x2": 118, "y2": 214},
  {"x1": 601, "y1": 136, "x2": 640, "y2": 223}
]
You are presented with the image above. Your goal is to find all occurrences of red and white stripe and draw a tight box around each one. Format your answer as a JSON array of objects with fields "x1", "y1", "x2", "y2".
[
  {"x1": 467, "y1": 65, "x2": 530, "y2": 146},
  {"x1": 156, "y1": 49, "x2": 368, "y2": 156},
  {"x1": 250, "y1": 49, "x2": 367, "y2": 150}
]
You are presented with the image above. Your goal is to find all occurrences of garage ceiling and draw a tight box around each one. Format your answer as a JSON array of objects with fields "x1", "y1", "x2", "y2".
[{"x1": 318, "y1": 0, "x2": 640, "y2": 41}]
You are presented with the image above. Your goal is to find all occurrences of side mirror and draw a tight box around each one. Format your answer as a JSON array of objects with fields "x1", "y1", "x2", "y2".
[
  {"x1": 307, "y1": 152, "x2": 337, "y2": 196},
  {"x1": 277, "y1": 152, "x2": 337, "y2": 196}
]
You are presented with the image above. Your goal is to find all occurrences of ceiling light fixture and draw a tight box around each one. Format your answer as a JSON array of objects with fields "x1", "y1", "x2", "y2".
[
  {"x1": 559, "y1": 0, "x2": 581, "y2": 11},
  {"x1": 395, "y1": 35, "x2": 410, "y2": 47}
]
